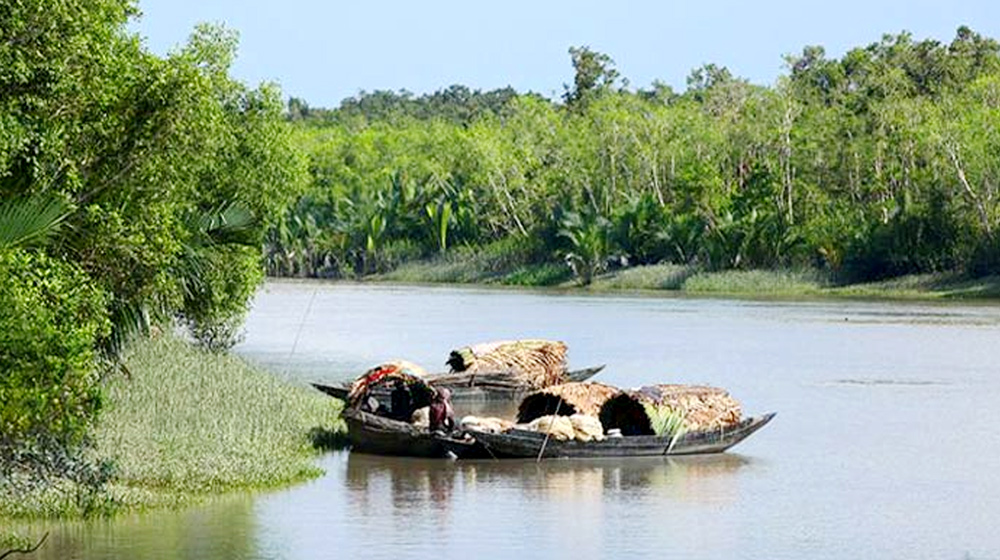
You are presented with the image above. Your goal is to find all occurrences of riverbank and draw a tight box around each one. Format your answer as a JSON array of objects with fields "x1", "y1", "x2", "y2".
[
  {"x1": 374, "y1": 257, "x2": 1000, "y2": 300},
  {"x1": 1, "y1": 335, "x2": 343, "y2": 541}
]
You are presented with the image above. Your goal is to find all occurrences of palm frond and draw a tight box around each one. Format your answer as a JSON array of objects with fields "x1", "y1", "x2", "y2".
[
  {"x1": 0, "y1": 194, "x2": 72, "y2": 250},
  {"x1": 102, "y1": 300, "x2": 151, "y2": 369}
]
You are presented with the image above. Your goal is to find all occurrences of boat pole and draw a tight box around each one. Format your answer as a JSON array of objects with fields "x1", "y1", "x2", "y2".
[{"x1": 535, "y1": 398, "x2": 562, "y2": 462}]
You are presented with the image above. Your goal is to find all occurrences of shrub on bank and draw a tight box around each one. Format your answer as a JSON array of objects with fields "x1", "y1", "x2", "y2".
[{"x1": 0, "y1": 249, "x2": 110, "y2": 449}]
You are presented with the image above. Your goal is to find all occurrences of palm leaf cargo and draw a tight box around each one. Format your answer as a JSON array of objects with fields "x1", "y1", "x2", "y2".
[
  {"x1": 516, "y1": 382, "x2": 742, "y2": 435},
  {"x1": 599, "y1": 385, "x2": 742, "y2": 435},
  {"x1": 516, "y1": 382, "x2": 622, "y2": 423},
  {"x1": 447, "y1": 340, "x2": 569, "y2": 389}
]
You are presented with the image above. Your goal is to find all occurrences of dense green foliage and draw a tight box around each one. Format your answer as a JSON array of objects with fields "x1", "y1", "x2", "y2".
[
  {"x1": 0, "y1": 250, "x2": 110, "y2": 447},
  {"x1": 2, "y1": 0, "x2": 306, "y2": 348},
  {"x1": 1, "y1": 0, "x2": 306, "y2": 494},
  {"x1": 275, "y1": 30, "x2": 1000, "y2": 285}
]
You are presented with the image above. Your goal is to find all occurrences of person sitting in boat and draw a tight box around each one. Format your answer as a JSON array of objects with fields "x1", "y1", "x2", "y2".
[
  {"x1": 389, "y1": 378, "x2": 413, "y2": 421},
  {"x1": 360, "y1": 394, "x2": 381, "y2": 414},
  {"x1": 429, "y1": 387, "x2": 455, "y2": 433}
]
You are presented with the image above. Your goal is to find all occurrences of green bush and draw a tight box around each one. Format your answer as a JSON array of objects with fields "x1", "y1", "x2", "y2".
[
  {"x1": 180, "y1": 245, "x2": 263, "y2": 352},
  {"x1": 0, "y1": 249, "x2": 110, "y2": 447}
]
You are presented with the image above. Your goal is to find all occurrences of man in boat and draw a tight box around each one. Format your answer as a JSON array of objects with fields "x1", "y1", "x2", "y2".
[
  {"x1": 389, "y1": 378, "x2": 413, "y2": 421},
  {"x1": 429, "y1": 387, "x2": 455, "y2": 433}
]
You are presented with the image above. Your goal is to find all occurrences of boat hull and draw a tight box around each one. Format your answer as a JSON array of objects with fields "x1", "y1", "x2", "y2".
[
  {"x1": 466, "y1": 413, "x2": 776, "y2": 459},
  {"x1": 343, "y1": 408, "x2": 487, "y2": 458}
]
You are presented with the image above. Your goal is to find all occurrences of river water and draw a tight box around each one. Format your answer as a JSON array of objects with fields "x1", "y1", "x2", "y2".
[{"x1": 25, "y1": 281, "x2": 1000, "y2": 559}]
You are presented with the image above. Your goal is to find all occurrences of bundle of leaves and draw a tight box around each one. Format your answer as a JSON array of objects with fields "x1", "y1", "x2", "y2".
[
  {"x1": 447, "y1": 340, "x2": 569, "y2": 389},
  {"x1": 642, "y1": 403, "x2": 689, "y2": 438}
]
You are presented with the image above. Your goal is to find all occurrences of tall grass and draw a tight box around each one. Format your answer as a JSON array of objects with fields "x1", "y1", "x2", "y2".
[
  {"x1": 98, "y1": 335, "x2": 343, "y2": 499},
  {"x1": 1, "y1": 335, "x2": 343, "y2": 521},
  {"x1": 591, "y1": 263, "x2": 695, "y2": 291},
  {"x1": 682, "y1": 269, "x2": 827, "y2": 295}
]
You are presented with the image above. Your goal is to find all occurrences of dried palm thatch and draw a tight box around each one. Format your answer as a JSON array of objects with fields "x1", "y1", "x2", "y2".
[
  {"x1": 599, "y1": 384, "x2": 743, "y2": 436},
  {"x1": 516, "y1": 382, "x2": 621, "y2": 423},
  {"x1": 446, "y1": 340, "x2": 568, "y2": 389},
  {"x1": 346, "y1": 360, "x2": 433, "y2": 408}
]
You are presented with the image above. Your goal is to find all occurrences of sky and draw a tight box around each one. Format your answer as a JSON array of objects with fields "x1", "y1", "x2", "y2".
[{"x1": 133, "y1": 0, "x2": 1000, "y2": 108}]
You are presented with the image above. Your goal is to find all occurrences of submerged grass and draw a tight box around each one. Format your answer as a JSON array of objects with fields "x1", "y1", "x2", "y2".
[{"x1": 0, "y1": 335, "x2": 343, "y2": 525}]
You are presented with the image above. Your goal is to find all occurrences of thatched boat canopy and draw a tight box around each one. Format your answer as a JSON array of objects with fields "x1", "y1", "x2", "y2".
[
  {"x1": 599, "y1": 384, "x2": 743, "y2": 436},
  {"x1": 516, "y1": 382, "x2": 621, "y2": 424},
  {"x1": 346, "y1": 360, "x2": 435, "y2": 409},
  {"x1": 447, "y1": 339, "x2": 569, "y2": 390}
]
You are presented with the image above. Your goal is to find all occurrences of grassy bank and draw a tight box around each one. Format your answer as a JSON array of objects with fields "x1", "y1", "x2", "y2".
[
  {"x1": 374, "y1": 257, "x2": 1000, "y2": 300},
  {"x1": 1, "y1": 335, "x2": 343, "y2": 527}
]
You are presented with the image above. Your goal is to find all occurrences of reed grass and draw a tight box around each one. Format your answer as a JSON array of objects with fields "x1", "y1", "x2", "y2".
[
  {"x1": 682, "y1": 269, "x2": 827, "y2": 295},
  {"x1": 0, "y1": 334, "x2": 343, "y2": 523},
  {"x1": 377, "y1": 255, "x2": 491, "y2": 283},
  {"x1": 828, "y1": 272, "x2": 1000, "y2": 299},
  {"x1": 98, "y1": 335, "x2": 343, "y2": 498},
  {"x1": 591, "y1": 263, "x2": 695, "y2": 290}
]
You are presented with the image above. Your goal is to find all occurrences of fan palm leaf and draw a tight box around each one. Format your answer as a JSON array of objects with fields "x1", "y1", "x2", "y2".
[{"x1": 0, "y1": 194, "x2": 72, "y2": 250}]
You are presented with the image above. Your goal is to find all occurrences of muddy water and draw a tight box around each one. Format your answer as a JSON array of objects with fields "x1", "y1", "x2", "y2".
[{"x1": 25, "y1": 281, "x2": 1000, "y2": 559}]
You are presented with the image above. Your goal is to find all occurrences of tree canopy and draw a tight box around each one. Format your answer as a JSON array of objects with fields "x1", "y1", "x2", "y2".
[
  {"x1": 1, "y1": 0, "x2": 306, "y2": 451},
  {"x1": 276, "y1": 28, "x2": 1000, "y2": 285}
]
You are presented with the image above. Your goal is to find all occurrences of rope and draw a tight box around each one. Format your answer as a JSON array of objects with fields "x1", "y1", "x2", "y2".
[{"x1": 285, "y1": 286, "x2": 318, "y2": 378}]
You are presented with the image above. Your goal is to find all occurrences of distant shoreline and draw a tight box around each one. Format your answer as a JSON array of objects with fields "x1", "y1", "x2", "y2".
[{"x1": 268, "y1": 262, "x2": 1000, "y2": 302}]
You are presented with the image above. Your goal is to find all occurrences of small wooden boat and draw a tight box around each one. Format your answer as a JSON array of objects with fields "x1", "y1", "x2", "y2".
[
  {"x1": 337, "y1": 366, "x2": 774, "y2": 460},
  {"x1": 342, "y1": 408, "x2": 487, "y2": 458},
  {"x1": 312, "y1": 365, "x2": 605, "y2": 402},
  {"x1": 460, "y1": 413, "x2": 776, "y2": 459}
]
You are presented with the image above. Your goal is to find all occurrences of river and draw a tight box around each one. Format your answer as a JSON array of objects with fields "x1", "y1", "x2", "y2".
[{"x1": 26, "y1": 281, "x2": 1000, "y2": 559}]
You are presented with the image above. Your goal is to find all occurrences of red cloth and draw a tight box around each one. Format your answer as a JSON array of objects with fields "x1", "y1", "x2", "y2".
[{"x1": 429, "y1": 394, "x2": 454, "y2": 431}]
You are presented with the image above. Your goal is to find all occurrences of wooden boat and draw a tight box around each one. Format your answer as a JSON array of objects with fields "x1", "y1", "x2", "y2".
[
  {"x1": 337, "y1": 367, "x2": 774, "y2": 460},
  {"x1": 343, "y1": 408, "x2": 487, "y2": 458},
  {"x1": 459, "y1": 412, "x2": 776, "y2": 459},
  {"x1": 312, "y1": 364, "x2": 605, "y2": 402}
]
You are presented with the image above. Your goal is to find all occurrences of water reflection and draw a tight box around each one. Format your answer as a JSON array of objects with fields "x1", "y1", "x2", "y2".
[
  {"x1": 21, "y1": 494, "x2": 257, "y2": 560},
  {"x1": 346, "y1": 452, "x2": 751, "y2": 512},
  {"x1": 20, "y1": 283, "x2": 1000, "y2": 560}
]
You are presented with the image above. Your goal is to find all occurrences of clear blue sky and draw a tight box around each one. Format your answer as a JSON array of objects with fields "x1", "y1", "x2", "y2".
[{"x1": 133, "y1": 0, "x2": 1000, "y2": 108}]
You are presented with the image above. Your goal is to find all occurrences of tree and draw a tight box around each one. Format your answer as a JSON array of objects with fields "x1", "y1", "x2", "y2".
[
  {"x1": 563, "y1": 46, "x2": 621, "y2": 109},
  {"x1": 0, "y1": 1, "x2": 307, "y2": 462}
]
